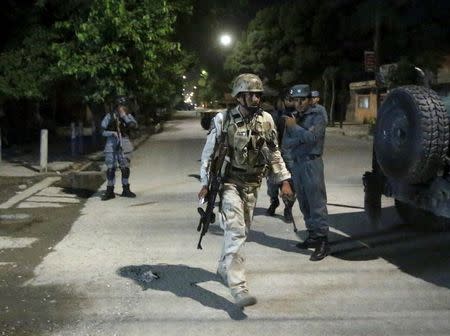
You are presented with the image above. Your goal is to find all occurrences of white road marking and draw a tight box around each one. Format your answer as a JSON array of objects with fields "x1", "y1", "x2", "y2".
[
  {"x1": 27, "y1": 196, "x2": 80, "y2": 204},
  {"x1": 0, "y1": 237, "x2": 38, "y2": 249},
  {"x1": 36, "y1": 186, "x2": 78, "y2": 198},
  {"x1": 17, "y1": 202, "x2": 65, "y2": 208},
  {"x1": 0, "y1": 177, "x2": 61, "y2": 209}
]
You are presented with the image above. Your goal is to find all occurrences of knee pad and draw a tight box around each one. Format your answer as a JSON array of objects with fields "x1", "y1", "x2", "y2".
[
  {"x1": 106, "y1": 168, "x2": 116, "y2": 181},
  {"x1": 119, "y1": 156, "x2": 130, "y2": 168},
  {"x1": 121, "y1": 167, "x2": 130, "y2": 179}
]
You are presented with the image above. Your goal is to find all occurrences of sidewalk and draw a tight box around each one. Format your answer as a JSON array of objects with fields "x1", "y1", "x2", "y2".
[{"x1": 0, "y1": 123, "x2": 161, "y2": 178}]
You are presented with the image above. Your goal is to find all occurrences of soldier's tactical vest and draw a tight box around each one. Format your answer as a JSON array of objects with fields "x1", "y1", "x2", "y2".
[{"x1": 224, "y1": 108, "x2": 276, "y2": 184}]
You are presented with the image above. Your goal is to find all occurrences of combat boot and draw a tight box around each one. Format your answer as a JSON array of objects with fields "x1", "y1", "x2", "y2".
[
  {"x1": 296, "y1": 236, "x2": 321, "y2": 249},
  {"x1": 310, "y1": 237, "x2": 330, "y2": 261},
  {"x1": 121, "y1": 184, "x2": 136, "y2": 198},
  {"x1": 101, "y1": 186, "x2": 115, "y2": 201},
  {"x1": 266, "y1": 198, "x2": 279, "y2": 216},
  {"x1": 233, "y1": 290, "x2": 257, "y2": 308}
]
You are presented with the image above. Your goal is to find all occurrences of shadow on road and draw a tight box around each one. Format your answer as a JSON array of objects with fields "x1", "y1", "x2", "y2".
[
  {"x1": 117, "y1": 264, "x2": 247, "y2": 320},
  {"x1": 247, "y1": 229, "x2": 311, "y2": 257},
  {"x1": 188, "y1": 174, "x2": 201, "y2": 181},
  {"x1": 328, "y1": 206, "x2": 450, "y2": 290},
  {"x1": 250, "y1": 204, "x2": 450, "y2": 290}
]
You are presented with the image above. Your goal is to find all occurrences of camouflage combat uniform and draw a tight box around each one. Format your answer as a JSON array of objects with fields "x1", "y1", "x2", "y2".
[
  {"x1": 200, "y1": 106, "x2": 290, "y2": 299},
  {"x1": 101, "y1": 109, "x2": 137, "y2": 199}
]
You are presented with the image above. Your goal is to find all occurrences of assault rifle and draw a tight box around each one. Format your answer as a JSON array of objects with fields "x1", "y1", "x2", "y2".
[
  {"x1": 197, "y1": 114, "x2": 229, "y2": 250},
  {"x1": 114, "y1": 112, "x2": 124, "y2": 152}
]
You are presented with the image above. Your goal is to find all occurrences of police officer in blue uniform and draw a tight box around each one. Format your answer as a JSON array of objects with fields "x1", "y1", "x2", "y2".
[
  {"x1": 310, "y1": 90, "x2": 328, "y2": 121},
  {"x1": 283, "y1": 85, "x2": 330, "y2": 261},
  {"x1": 266, "y1": 91, "x2": 296, "y2": 222},
  {"x1": 101, "y1": 97, "x2": 138, "y2": 201}
]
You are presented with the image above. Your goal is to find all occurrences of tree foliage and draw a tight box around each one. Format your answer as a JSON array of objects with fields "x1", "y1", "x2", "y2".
[
  {"x1": 0, "y1": 26, "x2": 57, "y2": 100},
  {"x1": 52, "y1": 0, "x2": 193, "y2": 105},
  {"x1": 0, "y1": 0, "x2": 193, "y2": 110},
  {"x1": 224, "y1": 0, "x2": 450, "y2": 118}
]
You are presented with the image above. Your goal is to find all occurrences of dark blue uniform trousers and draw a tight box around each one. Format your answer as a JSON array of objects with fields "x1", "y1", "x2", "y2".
[{"x1": 292, "y1": 157, "x2": 329, "y2": 238}]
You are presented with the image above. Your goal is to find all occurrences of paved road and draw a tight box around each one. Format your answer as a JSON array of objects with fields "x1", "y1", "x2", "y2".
[{"x1": 1, "y1": 111, "x2": 449, "y2": 335}]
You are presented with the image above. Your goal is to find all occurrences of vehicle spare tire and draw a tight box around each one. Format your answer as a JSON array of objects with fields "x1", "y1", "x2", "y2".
[{"x1": 374, "y1": 85, "x2": 449, "y2": 184}]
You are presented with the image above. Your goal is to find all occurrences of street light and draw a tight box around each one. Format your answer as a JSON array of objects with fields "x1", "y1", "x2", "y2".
[{"x1": 219, "y1": 34, "x2": 232, "y2": 47}]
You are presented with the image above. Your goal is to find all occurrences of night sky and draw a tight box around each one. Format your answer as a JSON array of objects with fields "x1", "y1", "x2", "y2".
[{"x1": 176, "y1": 0, "x2": 292, "y2": 73}]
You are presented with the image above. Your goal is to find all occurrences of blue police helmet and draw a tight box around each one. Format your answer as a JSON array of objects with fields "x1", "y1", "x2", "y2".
[
  {"x1": 289, "y1": 84, "x2": 311, "y2": 98},
  {"x1": 115, "y1": 96, "x2": 128, "y2": 106},
  {"x1": 311, "y1": 90, "x2": 320, "y2": 98}
]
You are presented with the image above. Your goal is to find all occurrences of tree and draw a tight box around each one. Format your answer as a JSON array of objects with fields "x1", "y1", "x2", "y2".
[
  {"x1": 0, "y1": 26, "x2": 56, "y2": 101},
  {"x1": 224, "y1": 0, "x2": 450, "y2": 122},
  {"x1": 52, "y1": 0, "x2": 193, "y2": 109},
  {"x1": 322, "y1": 66, "x2": 339, "y2": 126}
]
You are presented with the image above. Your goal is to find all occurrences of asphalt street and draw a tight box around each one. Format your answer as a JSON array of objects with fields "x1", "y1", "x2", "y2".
[{"x1": 0, "y1": 110, "x2": 449, "y2": 335}]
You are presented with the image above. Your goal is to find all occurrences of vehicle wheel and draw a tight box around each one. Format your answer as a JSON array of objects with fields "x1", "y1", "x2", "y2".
[
  {"x1": 363, "y1": 171, "x2": 382, "y2": 226},
  {"x1": 375, "y1": 86, "x2": 449, "y2": 184},
  {"x1": 395, "y1": 199, "x2": 450, "y2": 231},
  {"x1": 200, "y1": 115, "x2": 212, "y2": 130}
]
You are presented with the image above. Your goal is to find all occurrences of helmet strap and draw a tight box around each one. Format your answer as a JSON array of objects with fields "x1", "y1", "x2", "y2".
[{"x1": 238, "y1": 93, "x2": 260, "y2": 115}]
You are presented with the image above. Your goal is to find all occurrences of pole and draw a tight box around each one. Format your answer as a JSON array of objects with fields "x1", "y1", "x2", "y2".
[
  {"x1": 71, "y1": 122, "x2": 76, "y2": 157},
  {"x1": 374, "y1": 6, "x2": 381, "y2": 110},
  {"x1": 40, "y1": 129, "x2": 48, "y2": 173},
  {"x1": 91, "y1": 119, "x2": 97, "y2": 147},
  {"x1": 78, "y1": 121, "x2": 84, "y2": 154}
]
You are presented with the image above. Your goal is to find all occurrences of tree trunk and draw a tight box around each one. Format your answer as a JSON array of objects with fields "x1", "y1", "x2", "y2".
[
  {"x1": 330, "y1": 78, "x2": 336, "y2": 127},
  {"x1": 322, "y1": 76, "x2": 329, "y2": 124}
]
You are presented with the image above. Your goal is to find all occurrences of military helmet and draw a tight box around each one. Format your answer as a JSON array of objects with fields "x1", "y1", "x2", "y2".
[
  {"x1": 289, "y1": 84, "x2": 311, "y2": 98},
  {"x1": 311, "y1": 90, "x2": 320, "y2": 98},
  {"x1": 231, "y1": 73, "x2": 264, "y2": 97}
]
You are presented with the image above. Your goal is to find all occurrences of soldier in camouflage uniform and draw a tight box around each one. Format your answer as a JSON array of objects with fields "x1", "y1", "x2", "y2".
[
  {"x1": 198, "y1": 74, "x2": 293, "y2": 307},
  {"x1": 101, "y1": 97, "x2": 138, "y2": 201}
]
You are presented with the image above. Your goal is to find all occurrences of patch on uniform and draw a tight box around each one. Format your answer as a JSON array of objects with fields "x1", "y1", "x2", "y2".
[
  {"x1": 252, "y1": 120, "x2": 262, "y2": 133},
  {"x1": 266, "y1": 129, "x2": 279, "y2": 149}
]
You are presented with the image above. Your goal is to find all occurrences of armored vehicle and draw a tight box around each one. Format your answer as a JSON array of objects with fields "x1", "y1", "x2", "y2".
[{"x1": 363, "y1": 85, "x2": 450, "y2": 230}]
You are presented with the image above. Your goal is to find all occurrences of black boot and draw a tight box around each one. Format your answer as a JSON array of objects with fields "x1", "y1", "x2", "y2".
[
  {"x1": 296, "y1": 236, "x2": 321, "y2": 249},
  {"x1": 266, "y1": 198, "x2": 280, "y2": 216},
  {"x1": 101, "y1": 186, "x2": 115, "y2": 201},
  {"x1": 121, "y1": 184, "x2": 136, "y2": 198},
  {"x1": 310, "y1": 237, "x2": 330, "y2": 261}
]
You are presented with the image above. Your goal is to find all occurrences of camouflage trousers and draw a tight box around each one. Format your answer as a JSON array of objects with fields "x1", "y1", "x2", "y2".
[
  {"x1": 104, "y1": 151, "x2": 131, "y2": 169},
  {"x1": 218, "y1": 182, "x2": 258, "y2": 297},
  {"x1": 104, "y1": 151, "x2": 132, "y2": 186}
]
